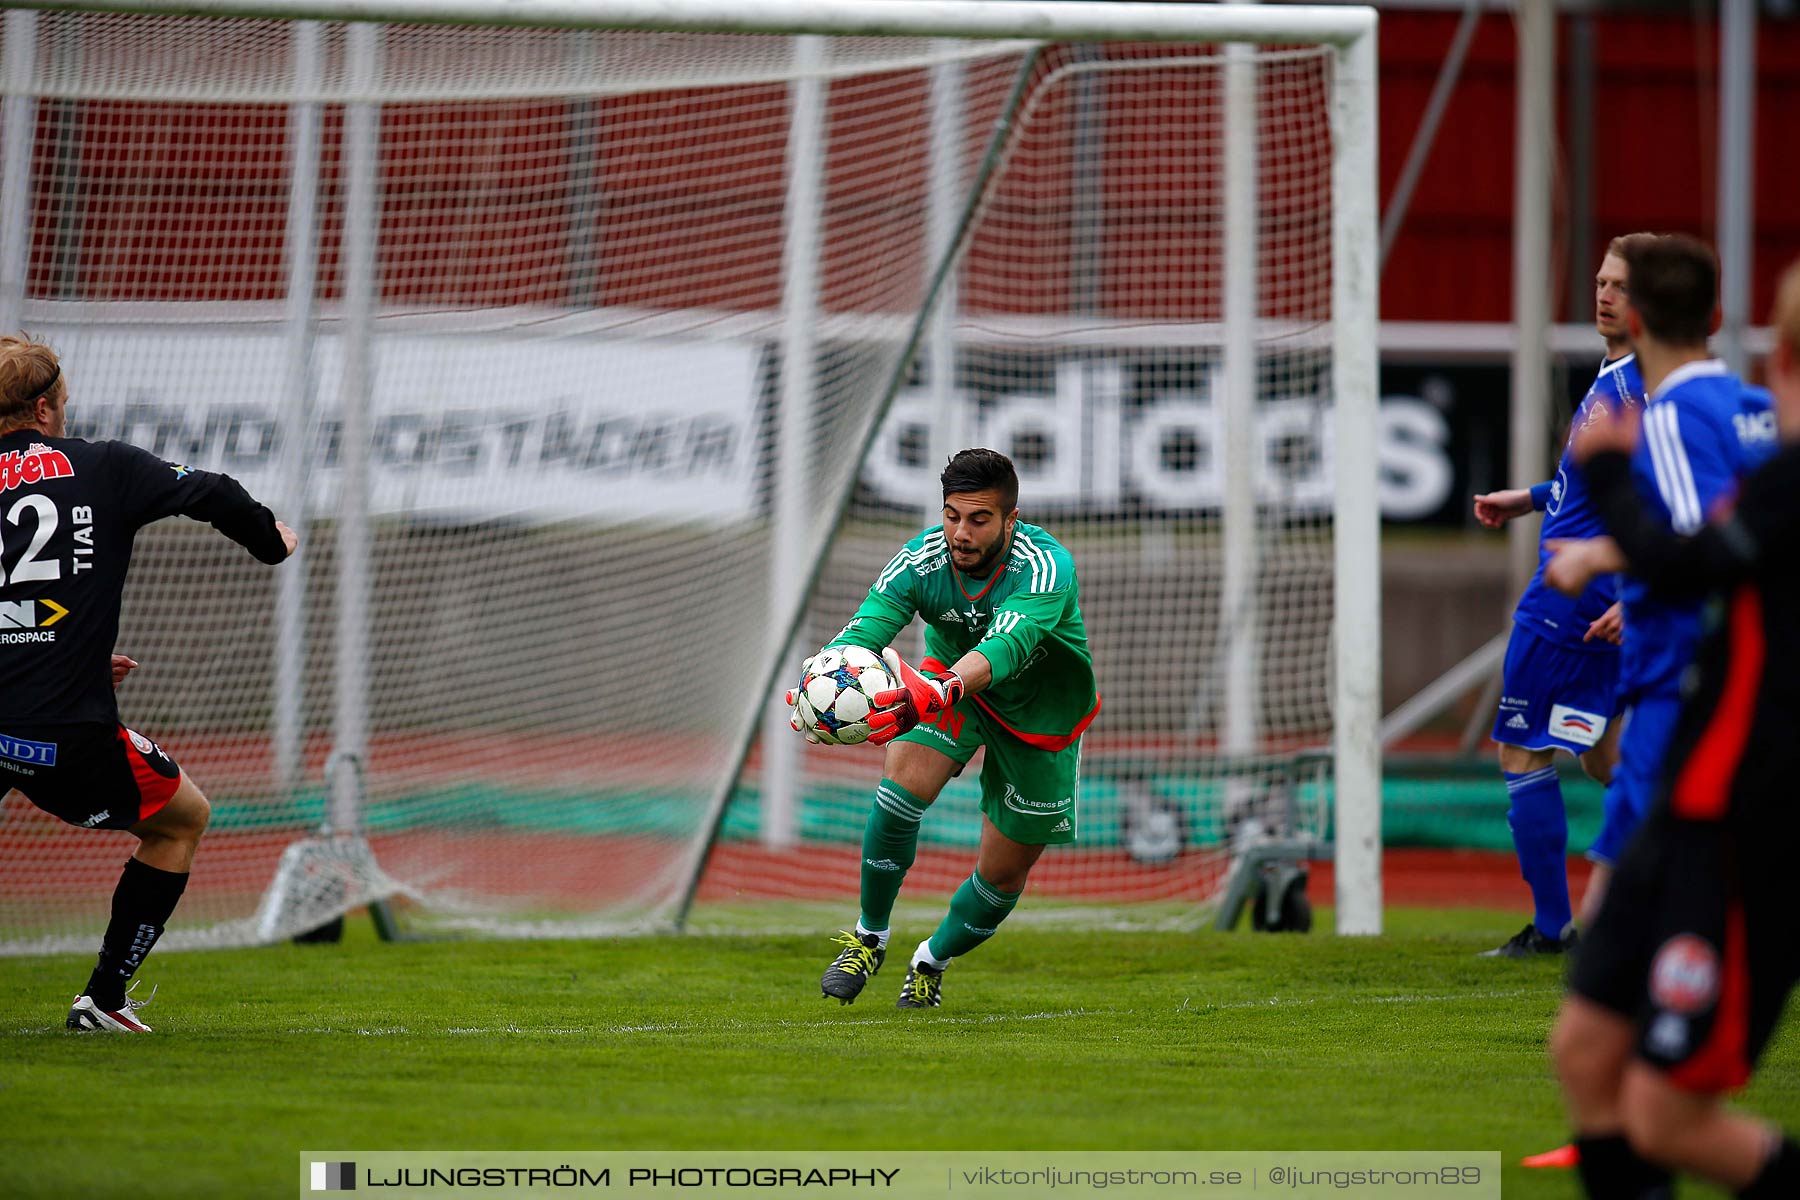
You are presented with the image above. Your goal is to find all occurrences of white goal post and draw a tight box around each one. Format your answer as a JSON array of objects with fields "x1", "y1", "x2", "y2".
[{"x1": 0, "y1": 0, "x2": 1380, "y2": 950}]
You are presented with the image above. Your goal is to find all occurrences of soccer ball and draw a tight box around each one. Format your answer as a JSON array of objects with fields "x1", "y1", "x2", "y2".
[{"x1": 792, "y1": 646, "x2": 895, "y2": 745}]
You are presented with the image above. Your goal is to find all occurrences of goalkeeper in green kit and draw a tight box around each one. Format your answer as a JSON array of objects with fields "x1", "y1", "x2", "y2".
[{"x1": 786, "y1": 448, "x2": 1099, "y2": 1008}]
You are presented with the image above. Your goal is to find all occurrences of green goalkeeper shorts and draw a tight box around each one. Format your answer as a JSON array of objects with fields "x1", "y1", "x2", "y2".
[{"x1": 897, "y1": 697, "x2": 1082, "y2": 845}]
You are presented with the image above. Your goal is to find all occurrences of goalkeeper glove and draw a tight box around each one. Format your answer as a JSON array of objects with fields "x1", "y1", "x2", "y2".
[
  {"x1": 867, "y1": 647, "x2": 965, "y2": 746},
  {"x1": 784, "y1": 652, "x2": 826, "y2": 744}
]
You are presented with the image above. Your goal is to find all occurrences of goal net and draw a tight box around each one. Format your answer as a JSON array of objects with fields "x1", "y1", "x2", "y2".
[{"x1": 0, "y1": 2, "x2": 1378, "y2": 953}]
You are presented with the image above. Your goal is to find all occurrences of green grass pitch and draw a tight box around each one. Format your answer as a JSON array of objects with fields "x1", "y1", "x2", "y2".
[{"x1": 4, "y1": 906, "x2": 1797, "y2": 1199}]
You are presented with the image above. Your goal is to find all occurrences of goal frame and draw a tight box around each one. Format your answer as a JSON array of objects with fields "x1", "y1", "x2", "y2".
[{"x1": 3, "y1": 0, "x2": 1382, "y2": 936}]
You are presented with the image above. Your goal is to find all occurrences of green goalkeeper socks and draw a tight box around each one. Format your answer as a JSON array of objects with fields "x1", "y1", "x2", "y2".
[
  {"x1": 925, "y1": 869, "x2": 1022, "y2": 963},
  {"x1": 858, "y1": 779, "x2": 929, "y2": 933}
]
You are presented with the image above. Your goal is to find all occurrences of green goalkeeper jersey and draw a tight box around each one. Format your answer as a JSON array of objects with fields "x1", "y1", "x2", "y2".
[{"x1": 828, "y1": 521, "x2": 1098, "y2": 749}]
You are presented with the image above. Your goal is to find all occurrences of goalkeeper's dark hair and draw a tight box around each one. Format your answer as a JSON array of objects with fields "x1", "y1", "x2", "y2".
[
  {"x1": 941, "y1": 447, "x2": 1018, "y2": 512},
  {"x1": 1622, "y1": 234, "x2": 1718, "y2": 348}
]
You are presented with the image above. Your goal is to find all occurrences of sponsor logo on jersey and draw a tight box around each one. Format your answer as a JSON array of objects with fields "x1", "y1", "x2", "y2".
[
  {"x1": 1650, "y1": 934, "x2": 1720, "y2": 1015},
  {"x1": 919, "y1": 722, "x2": 956, "y2": 746},
  {"x1": 1734, "y1": 410, "x2": 1776, "y2": 446},
  {"x1": 0, "y1": 444, "x2": 75, "y2": 494},
  {"x1": 169, "y1": 463, "x2": 193, "y2": 478},
  {"x1": 1000, "y1": 782, "x2": 1071, "y2": 815},
  {"x1": 127, "y1": 729, "x2": 159, "y2": 758},
  {"x1": 0, "y1": 598, "x2": 69, "y2": 630},
  {"x1": 1647, "y1": 1013, "x2": 1690, "y2": 1059},
  {"x1": 0, "y1": 732, "x2": 58, "y2": 767},
  {"x1": 938, "y1": 609, "x2": 962, "y2": 623},
  {"x1": 79, "y1": 810, "x2": 112, "y2": 828},
  {"x1": 1549, "y1": 704, "x2": 1606, "y2": 748},
  {"x1": 1499, "y1": 696, "x2": 1528, "y2": 710}
]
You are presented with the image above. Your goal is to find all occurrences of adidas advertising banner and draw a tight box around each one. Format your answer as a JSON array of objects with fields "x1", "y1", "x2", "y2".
[
  {"x1": 866, "y1": 355, "x2": 1578, "y2": 528},
  {"x1": 301, "y1": 1151, "x2": 1501, "y2": 1198}
]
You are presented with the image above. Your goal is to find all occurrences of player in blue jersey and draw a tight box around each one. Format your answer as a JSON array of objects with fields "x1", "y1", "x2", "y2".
[
  {"x1": 1543, "y1": 244, "x2": 1795, "y2": 1200},
  {"x1": 1564, "y1": 237, "x2": 1776, "y2": 945},
  {"x1": 1470, "y1": 234, "x2": 1653, "y2": 958}
]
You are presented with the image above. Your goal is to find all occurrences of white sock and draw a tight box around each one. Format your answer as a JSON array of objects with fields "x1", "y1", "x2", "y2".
[
  {"x1": 855, "y1": 922, "x2": 890, "y2": 950},
  {"x1": 912, "y1": 937, "x2": 951, "y2": 971}
]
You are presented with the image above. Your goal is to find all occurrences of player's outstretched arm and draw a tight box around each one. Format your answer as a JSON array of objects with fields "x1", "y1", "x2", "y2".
[
  {"x1": 110, "y1": 442, "x2": 291, "y2": 564},
  {"x1": 1544, "y1": 537, "x2": 1627, "y2": 598},
  {"x1": 183, "y1": 477, "x2": 290, "y2": 564},
  {"x1": 1472, "y1": 488, "x2": 1538, "y2": 527},
  {"x1": 1567, "y1": 447, "x2": 1793, "y2": 599}
]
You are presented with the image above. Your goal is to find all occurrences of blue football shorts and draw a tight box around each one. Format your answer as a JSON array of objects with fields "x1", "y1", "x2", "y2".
[{"x1": 1492, "y1": 624, "x2": 1621, "y2": 757}]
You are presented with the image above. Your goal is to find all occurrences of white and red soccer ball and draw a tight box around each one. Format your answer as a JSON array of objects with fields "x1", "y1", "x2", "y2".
[{"x1": 791, "y1": 646, "x2": 894, "y2": 745}]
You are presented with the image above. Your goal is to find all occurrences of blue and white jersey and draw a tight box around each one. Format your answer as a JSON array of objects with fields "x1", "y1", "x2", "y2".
[
  {"x1": 1512, "y1": 354, "x2": 1645, "y2": 651},
  {"x1": 1619, "y1": 360, "x2": 1778, "y2": 697}
]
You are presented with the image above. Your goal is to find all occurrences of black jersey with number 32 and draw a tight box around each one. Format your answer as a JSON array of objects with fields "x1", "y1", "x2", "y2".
[{"x1": 0, "y1": 430, "x2": 287, "y2": 726}]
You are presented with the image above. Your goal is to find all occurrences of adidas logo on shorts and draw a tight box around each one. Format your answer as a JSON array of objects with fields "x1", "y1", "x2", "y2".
[
  {"x1": 1507, "y1": 714, "x2": 1529, "y2": 730},
  {"x1": 1051, "y1": 817, "x2": 1072, "y2": 833}
]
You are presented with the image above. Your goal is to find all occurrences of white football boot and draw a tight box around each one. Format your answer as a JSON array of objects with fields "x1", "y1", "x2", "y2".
[{"x1": 66, "y1": 980, "x2": 156, "y2": 1032}]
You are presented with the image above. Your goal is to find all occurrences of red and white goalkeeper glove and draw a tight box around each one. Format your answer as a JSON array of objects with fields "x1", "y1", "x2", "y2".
[
  {"x1": 867, "y1": 647, "x2": 965, "y2": 746},
  {"x1": 784, "y1": 652, "x2": 826, "y2": 744}
]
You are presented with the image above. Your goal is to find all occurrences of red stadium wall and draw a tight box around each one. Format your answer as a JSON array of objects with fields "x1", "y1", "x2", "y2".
[
  {"x1": 1380, "y1": 9, "x2": 1800, "y2": 323},
  {"x1": 22, "y1": 13, "x2": 1800, "y2": 323}
]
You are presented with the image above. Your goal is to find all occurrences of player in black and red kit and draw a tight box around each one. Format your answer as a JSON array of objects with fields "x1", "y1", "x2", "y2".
[
  {"x1": 0, "y1": 335, "x2": 295, "y2": 1033},
  {"x1": 1542, "y1": 258, "x2": 1800, "y2": 1199}
]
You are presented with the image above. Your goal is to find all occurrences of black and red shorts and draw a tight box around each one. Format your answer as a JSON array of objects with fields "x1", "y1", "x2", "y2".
[
  {"x1": 0, "y1": 723, "x2": 182, "y2": 831},
  {"x1": 1570, "y1": 803, "x2": 1800, "y2": 1094}
]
